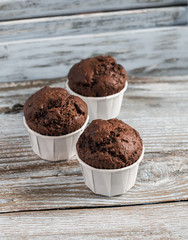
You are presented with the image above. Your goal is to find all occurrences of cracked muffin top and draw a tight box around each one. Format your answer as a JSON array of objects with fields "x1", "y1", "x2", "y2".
[
  {"x1": 24, "y1": 86, "x2": 88, "y2": 136},
  {"x1": 68, "y1": 55, "x2": 127, "y2": 97},
  {"x1": 76, "y1": 119, "x2": 143, "y2": 169}
]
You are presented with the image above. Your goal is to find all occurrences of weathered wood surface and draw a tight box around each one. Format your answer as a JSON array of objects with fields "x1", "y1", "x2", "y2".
[
  {"x1": 0, "y1": 1, "x2": 187, "y2": 238},
  {"x1": 0, "y1": 26, "x2": 188, "y2": 83},
  {"x1": 1, "y1": 7, "x2": 187, "y2": 43},
  {"x1": 0, "y1": 0, "x2": 187, "y2": 21},
  {"x1": 0, "y1": 202, "x2": 187, "y2": 239},
  {"x1": 0, "y1": 76, "x2": 187, "y2": 213}
]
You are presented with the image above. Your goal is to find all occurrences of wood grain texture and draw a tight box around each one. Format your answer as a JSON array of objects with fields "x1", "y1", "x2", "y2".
[
  {"x1": 0, "y1": 202, "x2": 187, "y2": 239},
  {"x1": 0, "y1": 0, "x2": 187, "y2": 21},
  {"x1": 0, "y1": 26, "x2": 188, "y2": 83},
  {"x1": 0, "y1": 76, "x2": 187, "y2": 213},
  {"x1": 0, "y1": 7, "x2": 187, "y2": 43}
]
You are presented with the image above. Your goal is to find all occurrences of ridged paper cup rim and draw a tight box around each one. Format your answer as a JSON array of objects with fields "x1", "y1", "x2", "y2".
[
  {"x1": 23, "y1": 115, "x2": 89, "y2": 139},
  {"x1": 66, "y1": 80, "x2": 128, "y2": 100},
  {"x1": 76, "y1": 146, "x2": 144, "y2": 173}
]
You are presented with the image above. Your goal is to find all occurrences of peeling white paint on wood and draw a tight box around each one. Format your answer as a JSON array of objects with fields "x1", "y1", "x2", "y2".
[
  {"x1": 0, "y1": 7, "x2": 186, "y2": 42},
  {"x1": 0, "y1": 202, "x2": 187, "y2": 239},
  {"x1": 0, "y1": 26, "x2": 188, "y2": 82},
  {"x1": 0, "y1": 0, "x2": 187, "y2": 21}
]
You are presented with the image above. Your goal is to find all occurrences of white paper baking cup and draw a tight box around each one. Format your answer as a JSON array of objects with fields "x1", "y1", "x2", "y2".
[
  {"x1": 23, "y1": 116, "x2": 89, "y2": 161},
  {"x1": 66, "y1": 80, "x2": 128, "y2": 122},
  {"x1": 76, "y1": 147, "x2": 144, "y2": 197}
]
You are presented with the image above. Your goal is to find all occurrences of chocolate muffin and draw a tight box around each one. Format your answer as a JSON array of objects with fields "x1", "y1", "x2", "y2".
[
  {"x1": 24, "y1": 86, "x2": 88, "y2": 136},
  {"x1": 77, "y1": 119, "x2": 143, "y2": 169},
  {"x1": 68, "y1": 55, "x2": 127, "y2": 97}
]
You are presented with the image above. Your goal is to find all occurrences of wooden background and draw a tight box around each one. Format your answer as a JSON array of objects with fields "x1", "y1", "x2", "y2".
[{"x1": 0, "y1": 0, "x2": 188, "y2": 239}]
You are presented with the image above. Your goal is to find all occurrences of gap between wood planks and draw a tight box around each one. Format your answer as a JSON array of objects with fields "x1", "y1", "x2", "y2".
[
  {"x1": 0, "y1": 75, "x2": 188, "y2": 114},
  {"x1": 0, "y1": 199, "x2": 187, "y2": 215},
  {"x1": 0, "y1": 3, "x2": 187, "y2": 23},
  {"x1": 1, "y1": 75, "x2": 188, "y2": 91}
]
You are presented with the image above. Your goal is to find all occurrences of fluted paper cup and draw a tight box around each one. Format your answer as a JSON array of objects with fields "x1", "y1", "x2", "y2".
[
  {"x1": 23, "y1": 116, "x2": 89, "y2": 161},
  {"x1": 76, "y1": 147, "x2": 144, "y2": 197},
  {"x1": 66, "y1": 80, "x2": 128, "y2": 122}
]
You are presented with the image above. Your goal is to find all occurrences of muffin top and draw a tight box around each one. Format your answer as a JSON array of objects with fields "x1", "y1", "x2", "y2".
[
  {"x1": 76, "y1": 119, "x2": 143, "y2": 169},
  {"x1": 24, "y1": 86, "x2": 88, "y2": 136},
  {"x1": 68, "y1": 55, "x2": 127, "y2": 97}
]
